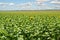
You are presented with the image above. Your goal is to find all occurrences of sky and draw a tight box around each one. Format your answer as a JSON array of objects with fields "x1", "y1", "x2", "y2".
[{"x1": 0, "y1": 0, "x2": 60, "y2": 10}]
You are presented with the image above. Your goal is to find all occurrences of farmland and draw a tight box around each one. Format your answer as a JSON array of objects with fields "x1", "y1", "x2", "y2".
[{"x1": 0, "y1": 11, "x2": 60, "y2": 40}]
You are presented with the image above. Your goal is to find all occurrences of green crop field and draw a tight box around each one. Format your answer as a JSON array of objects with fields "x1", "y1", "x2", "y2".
[{"x1": 0, "y1": 11, "x2": 60, "y2": 40}]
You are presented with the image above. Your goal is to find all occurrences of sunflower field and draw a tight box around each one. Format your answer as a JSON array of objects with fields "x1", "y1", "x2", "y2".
[{"x1": 0, "y1": 11, "x2": 60, "y2": 40}]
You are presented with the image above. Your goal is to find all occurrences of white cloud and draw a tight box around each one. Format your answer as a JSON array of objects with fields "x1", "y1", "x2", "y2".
[
  {"x1": 34, "y1": 0, "x2": 50, "y2": 10},
  {"x1": 0, "y1": 2, "x2": 15, "y2": 9},
  {"x1": 0, "y1": 3, "x2": 8, "y2": 6},
  {"x1": 0, "y1": 2, "x2": 33, "y2": 10},
  {"x1": 36, "y1": 4, "x2": 53, "y2": 10},
  {"x1": 35, "y1": 0, "x2": 60, "y2": 10},
  {"x1": 0, "y1": 0, "x2": 60, "y2": 10},
  {"x1": 9, "y1": 3, "x2": 15, "y2": 6},
  {"x1": 16, "y1": 2, "x2": 32, "y2": 8},
  {"x1": 0, "y1": 2, "x2": 15, "y2": 6},
  {"x1": 0, "y1": 3, "x2": 8, "y2": 8},
  {"x1": 36, "y1": 0, "x2": 49, "y2": 3},
  {"x1": 36, "y1": 0, "x2": 48, "y2": 2},
  {"x1": 35, "y1": 0, "x2": 49, "y2": 7},
  {"x1": 50, "y1": 0, "x2": 60, "y2": 9},
  {"x1": 0, "y1": 3, "x2": 8, "y2": 5},
  {"x1": 50, "y1": 0, "x2": 60, "y2": 4}
]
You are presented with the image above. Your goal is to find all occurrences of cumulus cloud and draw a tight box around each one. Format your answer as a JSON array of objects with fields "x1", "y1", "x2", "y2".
[
  {"x1": 0, "y1": 3, "x2": 8, "y2": 6},
  {"x1": 9, "y1": 3, "x2": 15, "y2": 6},
  {"x1": 0, "y1": 2, "x2": 15, "y2": 6},
  {"x1": 50, "y1": 0, "x2": 60, "y2": 4},
  {"x1": 36, "y1": 0, "x2": 49, "y2": 4},
  {"x1": 50, "y1": 0, "x2": 60, "y2": 9},
  {"x1": 0, "y1": 3, "x2": 8, "y2": 8},
  {"x1": 35, "y1": 0, "x2": 60, "y2": 10},
  {"x1": 34, "y1": 0, "x2": 49, "y2": 10},
  {"x1": 0, "y1": 2, "x2": 15, "y2": 10},
  {"x1": 16, "y1": 2, "x2": 32, "y2": 9},
  {"x1": 35, "y1": 0, "x2": 49, "y2": 7},
  {"x1": 0, "y1": 0, "x2": 60, "y2": 10},
  {"x1": 36, "y1": 0, "x2": 48, "y2": 3},
  {"x1": 0, "y1": 2, "x2": 33, "y2": 10}
]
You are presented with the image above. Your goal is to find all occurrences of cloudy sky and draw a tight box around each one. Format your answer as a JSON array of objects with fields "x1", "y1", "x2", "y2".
[{"x1": 0, "y1": 0, "x2": 60, "y2": 10}]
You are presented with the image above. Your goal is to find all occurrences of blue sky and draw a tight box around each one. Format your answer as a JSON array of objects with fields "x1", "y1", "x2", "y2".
[{"x1": 0, "y1": 0, "x2": 60, "y2": 10}]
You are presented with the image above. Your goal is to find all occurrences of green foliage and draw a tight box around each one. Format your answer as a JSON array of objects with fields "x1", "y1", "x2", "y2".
[{"x1": 0, "y1": 15, "x2": 60, "y2": 40}]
